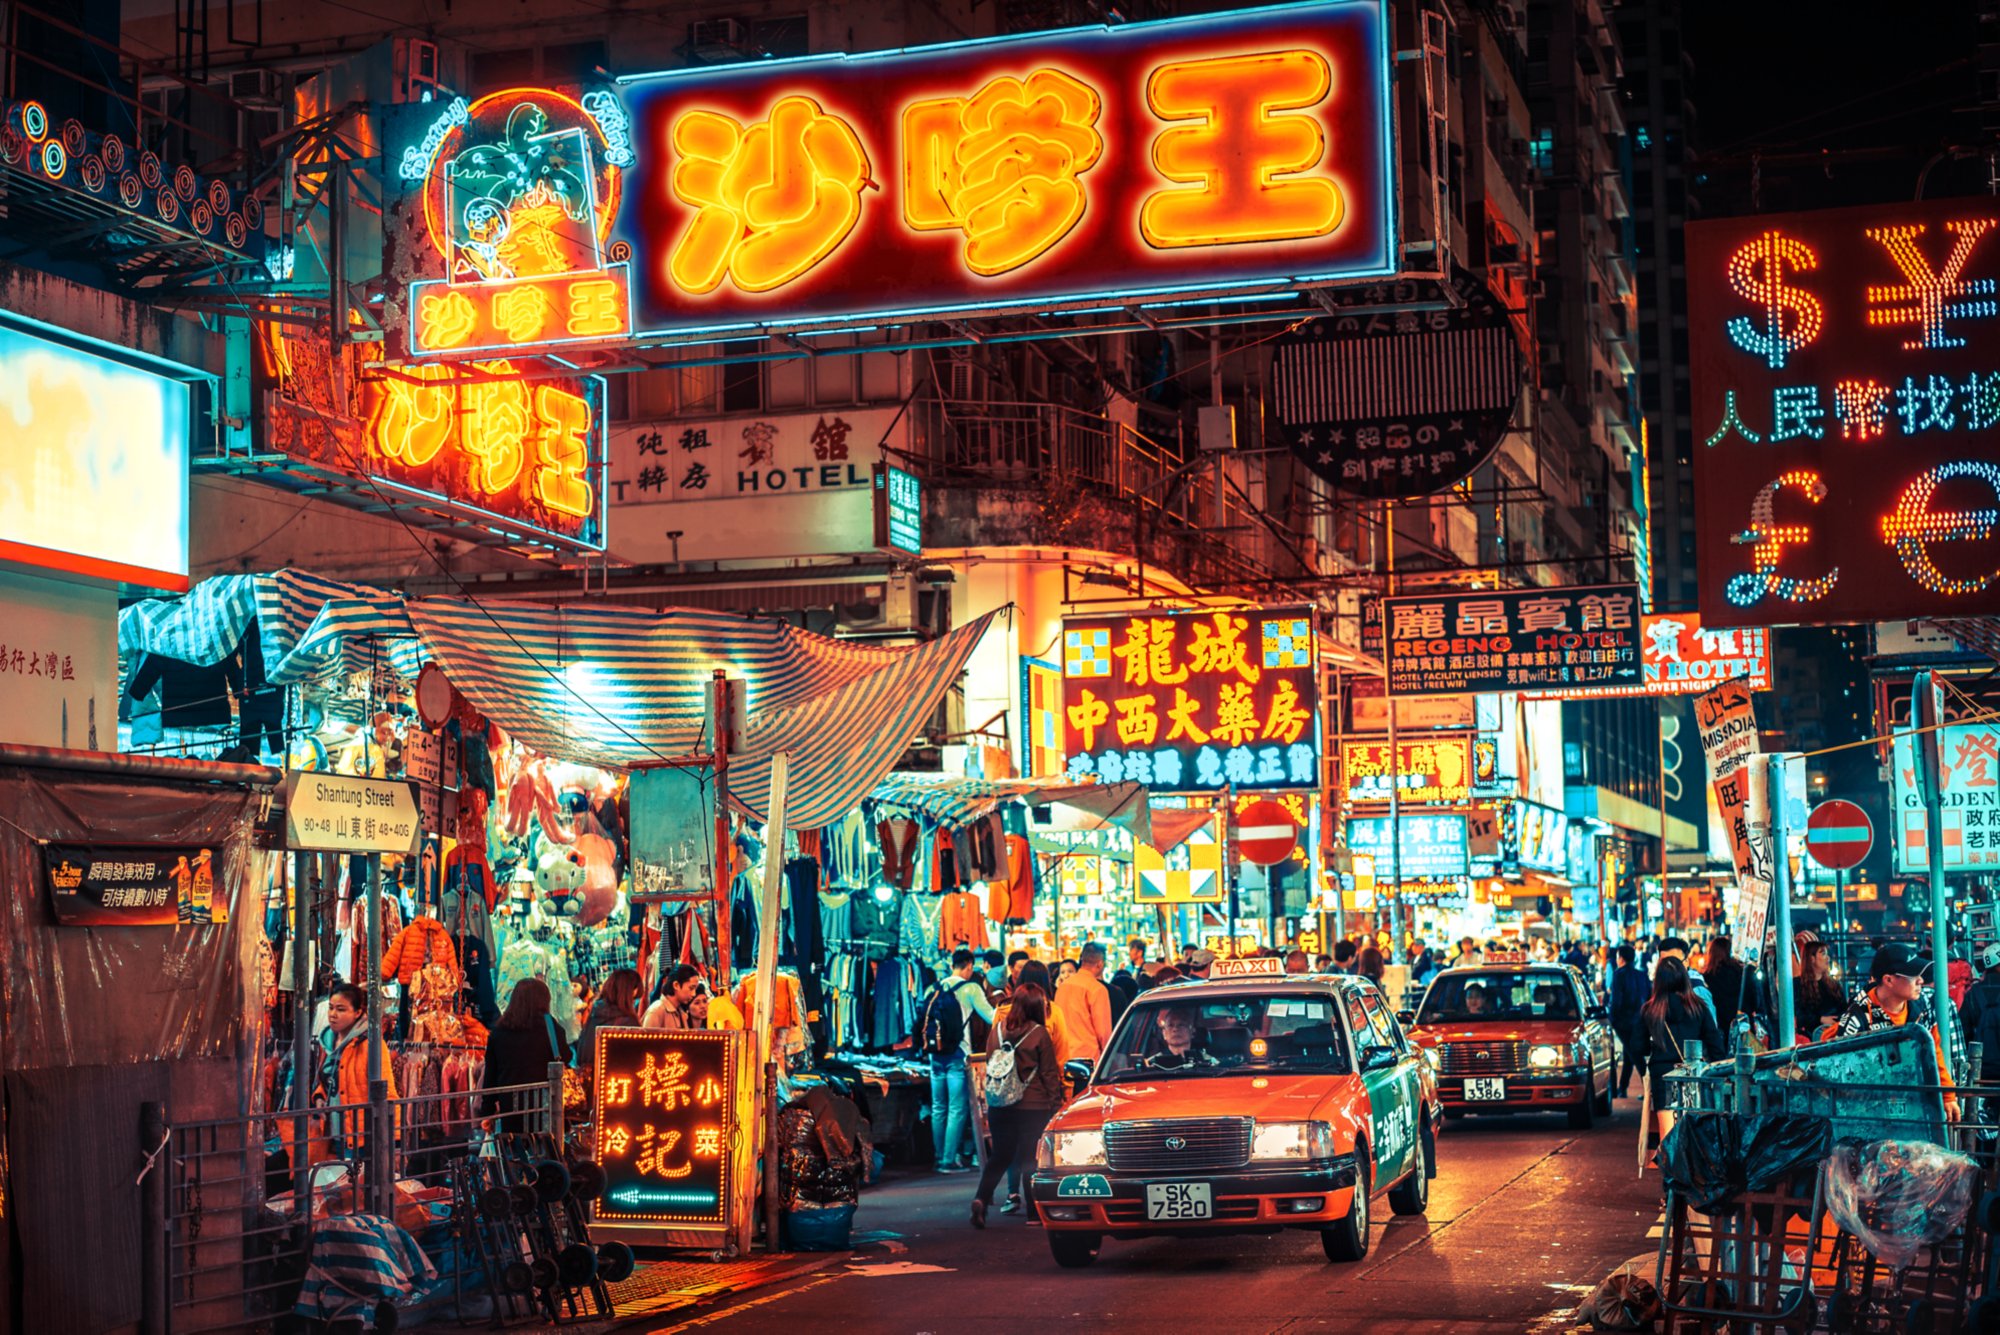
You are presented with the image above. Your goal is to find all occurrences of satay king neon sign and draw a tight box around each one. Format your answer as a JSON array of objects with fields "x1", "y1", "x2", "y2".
[
  {"x1": 387, "y1": 0, "x2": 1394, "y2": 355},
  {"x1": 1689, "y1": 200, "x2": 2000, "y2": 627}
]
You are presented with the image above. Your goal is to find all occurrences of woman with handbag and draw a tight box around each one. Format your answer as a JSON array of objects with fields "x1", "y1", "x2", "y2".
[
  {"x1": 1637, "y1": 957, "x2": 1721, "y2": 1149},
  {"x1": 481, "y1": 977, "x2": 573, "y2": 1132},
  {"x1": 970, "y1": 985, "x2": 1061, "y2": 1229}
]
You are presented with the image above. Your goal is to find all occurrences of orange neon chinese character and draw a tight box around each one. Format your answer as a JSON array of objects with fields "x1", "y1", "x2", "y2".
[
  {"x1": 1114, "y1": 694, "x2": 1160, "y2": 746},
  {"x1": 419, "y1": 288, "x2": 478, "y2": 349},
  {"x1": 492, "y1": 284, "x2": 554, "y2": 343},
  {"x1": 602, "y1": 1125, "x2": 631, "y2": 1156},
  {"x1": 903, "y1": 69, "x2": 1103, "y2": 276},
  {"x1": 1068, "y1": 689, "x2": 1109, "y2": 751},
  {"x1": 694, "y1": 1076, "x2": 723, "y2": 1107},
  {"x1": 1187, "y1": 612, "x2": 1259, "y2": 683},
  {"x1": 669, "y1": 96, "x2": 870, "y2": 295},
  {"x1": 567, "y1": 278, "x2": 625, "y2": 337},
  {"x1": 462, "y1": 375, "x2": 529, "y2": 493},
  {"x1": 1164, "y1": 687, "x2": 1208, "y2": 744},
  {"x1": 693, "y1": 1126, "x2": 722, "y2": 1157},
  {"x1": 634, "y1": 1125, "x2": 691, "y2": 1179},
  {"x1": 1213, "y1": 682, "x2": 1259, "y2": 748},
  {"x1": 1262, "y1": 678, "x2": 1310, "y2": 745},
  {"x1": 1140, "y1": 49, "x2": 1345, "y2": 250},
  {"x1": 370, "y1": 364, "x2": 455, "y2": 466},
  {"x1": 602, "y1": 1076, "x2": 633, "y2": 1107},
  {"x1": 636, "y1": 1051, "x2": 693, "y2": 1111},
  {"x1": 531, "y1": 385, "x2": 595, "y2": 517}
]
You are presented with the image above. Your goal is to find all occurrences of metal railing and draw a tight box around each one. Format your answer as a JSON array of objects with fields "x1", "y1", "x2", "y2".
[{"x1": 148, "y1": 1066, "x2": 565, "y2": 1334}]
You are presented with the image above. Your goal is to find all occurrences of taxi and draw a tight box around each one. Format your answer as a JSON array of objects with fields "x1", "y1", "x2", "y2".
[
  {"x1": 1030, "y1": 959, "x2": 1442, "y2": 1269},
  {"x1": 1401, "y1": 954, "x2": 1616, "y2": 1129}
]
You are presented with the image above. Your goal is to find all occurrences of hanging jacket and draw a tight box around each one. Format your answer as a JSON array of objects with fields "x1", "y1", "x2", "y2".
[{"x1": 380, "y1": 917, "x2": 459, "y2": 988}]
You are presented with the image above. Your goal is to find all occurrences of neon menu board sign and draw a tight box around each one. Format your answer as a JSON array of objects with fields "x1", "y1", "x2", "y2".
[
  {"x1": 1689, "y1": 199, "x2": 2000, "y2": 626},
  {"x1": 593, "y1": 1028, "x2": 735, "y2": 1228}
]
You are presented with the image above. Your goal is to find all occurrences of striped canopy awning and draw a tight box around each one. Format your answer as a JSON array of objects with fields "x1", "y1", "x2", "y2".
[
  {"x1": 119, "y1": 571, "x2": 997, "y2": 829},
  {"x1": 870, "y1": 773, "x2": 1155, "y2": 847}
]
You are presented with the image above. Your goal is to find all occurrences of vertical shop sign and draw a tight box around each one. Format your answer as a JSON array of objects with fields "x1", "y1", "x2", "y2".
[
  {"x1": 1891, "y1": 719, "x2": 2000, "y2": 872},
  {"x1": 1695, "y1": 678, "x2": 1769, "y2": 890},
  {"x1": 594, "y1": 1028, "x2": 736, "y2": 1226},
  {"x1": 628, "y1": 762, "x2": 719, "y2": 900}
]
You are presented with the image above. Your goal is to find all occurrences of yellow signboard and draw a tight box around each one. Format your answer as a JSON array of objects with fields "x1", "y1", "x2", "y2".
[{"x1": 1136, "y1": 820, "x2": 1225, "y2": 904}]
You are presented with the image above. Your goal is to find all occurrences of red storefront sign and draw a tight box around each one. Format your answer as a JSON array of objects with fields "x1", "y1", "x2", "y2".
[{"x1": 1689, "y1": 199, "x2": 2000, "y2": 626}]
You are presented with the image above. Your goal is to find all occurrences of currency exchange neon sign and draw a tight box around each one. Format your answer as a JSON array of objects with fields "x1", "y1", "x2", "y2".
[{"x1": 1689, "y1": 200, "x2": 2000, "y2": 626}]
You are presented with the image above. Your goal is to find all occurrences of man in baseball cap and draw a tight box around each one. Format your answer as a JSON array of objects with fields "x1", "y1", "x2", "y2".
[
  {"x1": 1186, "y1": 948, "x2": 1216, "y2": 979},
  {"x1": 1838, "y1": 943, "x2": 1957, "y2": 1116}
]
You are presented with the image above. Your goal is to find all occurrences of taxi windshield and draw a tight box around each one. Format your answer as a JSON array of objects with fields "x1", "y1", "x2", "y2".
[
  {"x1": 1418, "y1": 971, "x2": 1579, "y2": 1024},
  {"x1": 1094, "y1": 993, "x2": 1351, "y2": 1081}
]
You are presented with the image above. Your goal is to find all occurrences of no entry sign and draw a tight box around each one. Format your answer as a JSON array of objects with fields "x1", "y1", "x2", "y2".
[
  {"x1": 1237, "y1": 800, "x2": 1300, "y2": 866},
  {"x1": 1805, "y1": 799, "x2": 1873, "y2": 871}
]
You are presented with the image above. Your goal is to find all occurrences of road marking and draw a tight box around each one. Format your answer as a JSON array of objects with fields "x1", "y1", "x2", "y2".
[{"x1": 844, "y1": 1262, "x2": 954, "y2": 1276}]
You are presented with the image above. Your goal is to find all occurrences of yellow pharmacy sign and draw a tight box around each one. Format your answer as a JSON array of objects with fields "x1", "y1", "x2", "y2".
[{"x1": 1134, "y1": 821, "x2": 1225, "y2": 905}]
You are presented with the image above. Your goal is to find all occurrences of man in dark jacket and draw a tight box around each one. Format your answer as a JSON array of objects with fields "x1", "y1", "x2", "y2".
[
  {"x1": 1609, "y1": 944, "x2": 1650, "y2": 1097},
  {"x1": 1958, "y1": 942, "x2": 2000, "y2": 1081}
]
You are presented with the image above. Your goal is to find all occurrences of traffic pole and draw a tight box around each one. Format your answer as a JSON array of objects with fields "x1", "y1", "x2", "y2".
[
  {"x1": 1917, "y1": 672, "x2": 1956, "y2": 1072},
  {"x1": 1770, "y1": 760, "x2": 1795, "y2": 1047}
]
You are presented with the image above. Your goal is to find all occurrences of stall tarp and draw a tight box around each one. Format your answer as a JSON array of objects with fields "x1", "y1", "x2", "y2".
[
  {"x1": 869, "y1": 774, "x2": 1154, "y2": 846},
  {"x1": 117, "y1": 568, "x2": 413, "y2": 688},
  {"x1": 0, "y1": 766, "x2": 265, "y2": 1069}
]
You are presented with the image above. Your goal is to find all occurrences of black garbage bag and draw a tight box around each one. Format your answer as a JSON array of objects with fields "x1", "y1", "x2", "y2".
[
  {"x1": 778, "y1": 1102, "x2": 869, "y2": 1210},
  {"x1": 1658, "y1": 1113, "x2": 1833, "y2": 1215}
]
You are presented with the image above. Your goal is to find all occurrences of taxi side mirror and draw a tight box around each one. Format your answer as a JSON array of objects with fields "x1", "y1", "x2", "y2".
[
  {"x1": 1586, "y1": 1005, "x2": 1607, "y2": 1021},
  {"x1": 1063, "y1": 1059, "x2": 1095, "y2": 1087},
  {"x1": 1362, "y1": 1047, "x2": 1401, "y2": 1073},
  {"x1": 1398, "y1": 1010, "x2": 1416, "y2": 1026}
]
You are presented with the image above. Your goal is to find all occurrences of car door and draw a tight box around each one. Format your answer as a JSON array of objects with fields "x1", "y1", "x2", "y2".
[
  {"x1": 1571, "y1": 976, "x2": 1610, "y2": 1090},
  {"x1": 1345, "y1": 987, "x2": 1416, "y2": 1185}
]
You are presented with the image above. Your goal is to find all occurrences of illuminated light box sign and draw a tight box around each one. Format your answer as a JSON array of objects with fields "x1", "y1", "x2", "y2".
[
  {"x1": 1345, "y1": 814, "x2": 1469, "y2": 882},
  {"x1": 876, "y1": 464, "x2": 923, "y2": 556},
  {"x1": 1061, "y1": 606, "x2": 1320, "y2": 793},
  {"x1": 1133, "y1": 821, "x2": 1225, "y2": 904},
  {"x1": 390, "y1": 89, "x2": 635, "y2": 359},
  {"x1": 607, "y1": 408, "x2": 893, "y2": 505},
  {"x1": 1503, "y1": 800, "x2": 1569, "y2": 874},
  {"x1": 0, "y1": 318, "x2": 191, "y2": 590},
  {"x1": 1382, "y1": 584, "x2": 1641, "y2": 698},
  {"x1": 1891, "y1": 720, "x2": 2000, "y2": 873},
  {"x1": 1527, "y1": 613, "x2": 1772, "y2": 700},
  {"x1": 1340, "y1": 736, "x2": 1472, "y2": 805},
  {"x1": 1021, "y1": 656, "x2": 1065, "y2": 779},
  {"x1": 1689, "y1": 199, "x2": 2000, "y2": 627},
  {"x1": 42, "y1": 843, "x2": 227, "y2": 926},
  {"x1": 254, "y1": 321, "x2": 606, "y2": 551},
  {"x1": 594, "y1": 1028, "x2": 736, "y2": 1229}
]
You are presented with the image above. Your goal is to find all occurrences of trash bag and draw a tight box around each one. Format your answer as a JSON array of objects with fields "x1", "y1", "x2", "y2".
[
  {"x1": 1825, "y1": 1139, "x2": 1978, "y2": 1271},
  {"x1": 778, "y1": 1103, "x2": 868, "y2": 1210},
  {"x1": 782, "y1": 1202, "x2": 856, "y2": 1251},
  {"x1": 1657, "y1": 1113, "x2": 1832, "y2": 1215},
  {"x1": 1581, "y1": 1270, "x2": 1663, "y2": 1331}
]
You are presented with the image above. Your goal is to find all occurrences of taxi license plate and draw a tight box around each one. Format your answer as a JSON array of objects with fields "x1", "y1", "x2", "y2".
[
  {"x1": 1145, "y1": 1182, "x2": 1212, "y2": 1221},
  {"x1": 1465, "y1": 1077, "x2": 1507, "y2": 1101}
]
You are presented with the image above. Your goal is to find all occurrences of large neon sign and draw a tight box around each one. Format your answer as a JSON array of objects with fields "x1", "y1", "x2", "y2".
[
  {"x1": 382, "y1": 1, "x2": 1392, "y2": 353},
  {"x1": 1689, "y1": 199, "x2": 2000, "y2": 626}
]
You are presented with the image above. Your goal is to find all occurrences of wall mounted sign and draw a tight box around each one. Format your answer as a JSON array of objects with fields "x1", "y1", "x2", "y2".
[
  {"x1": 1382, "y1": 584, "x2": 1641, "y2": 697},
  {"x1": 254, "y1": 320, "x2": 607, "y2": 552},
  {"x1": 628, "y1": 762, "x2": 719, "y2": 901},
  {"x1": 1339, "y1": 735, "x2": 1472, "y2": 805},
  {"x1": 1271, "y1": 265, "x2": 1521, "y2": 497},
  {"x1": 381, "y1": 1, "x2": 1393, "y2": 353},
  {"x1": 1021, "y1": 656, "x2": 1065, "y2": 779},
  {"x1": 593, "y1": 1028, "x2": 737, "y2": 1230},
  {"x1": 0, "y1": 317, "x2": 191, "y2": 590},
  {"x1": 1689, "y1": 199, "x2": 2000, "y2": 627},
  {"x1": 42, "y1": 844, "x2": 226, "y2": 926},
  {"x1": 1891, "y1": 720, "x2": 2000, "y2": 872},
  {"x1": 1061, "y1": 606, "x2": 1319, "y2": 792},
  {"x1": 875, "y1": 464, "x2": 923, "y2": 556},
  {"x1": 607, "y1": 408, "x2": 895, "y2": 506},
  {"x1": 1345, "y1": 814, "x2": 1469, "y2": 882},
  {"x1": 1527, "y1": 612, "x2": 1772, "y2": 700}
]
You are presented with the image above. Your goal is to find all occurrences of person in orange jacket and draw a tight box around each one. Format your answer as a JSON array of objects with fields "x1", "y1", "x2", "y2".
[{"x1": 323, "y1": 984, "x2": 399, "y2": 1154}]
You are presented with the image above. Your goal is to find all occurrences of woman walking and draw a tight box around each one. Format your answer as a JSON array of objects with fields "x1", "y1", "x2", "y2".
[
  {"x1": 1637, "y1": 956, "x2": 1721, "y2": 1146},
  {"x1": 970, "y1": 985, "x2": 1061, "y2": 1229}
]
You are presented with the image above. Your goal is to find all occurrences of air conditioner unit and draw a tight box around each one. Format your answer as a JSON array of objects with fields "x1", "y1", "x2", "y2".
[
  {"x1": 227, "y1": 68, "x2": 283, "y2": 110},
  {"x1": 835, "y1": 575, "x2": 916, "y2": 634},
  {"x1": 944, "y1": 350, "x2": 984, "y2": 402},
  {"x1": 392, "y1": 39, "x2": 442, "y2": 104}
]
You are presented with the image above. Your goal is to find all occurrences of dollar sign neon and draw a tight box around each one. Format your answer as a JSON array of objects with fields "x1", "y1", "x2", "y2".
[{"x1": 1725, "y1": 230, "x2": 1824, "y2": 370}]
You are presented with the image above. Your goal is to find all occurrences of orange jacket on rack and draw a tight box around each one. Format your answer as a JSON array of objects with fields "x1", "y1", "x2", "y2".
[
  {"x1": 938, "y1": 891, "x2": 990, "y2": 953},
  {"x1": 380, "y1": 917, "x2": 459, "y2": 988}
]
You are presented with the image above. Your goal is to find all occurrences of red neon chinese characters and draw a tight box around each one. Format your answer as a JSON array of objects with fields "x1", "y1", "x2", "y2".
[
  {"x1": 1723, "y1": 230, "x2": 1822, "y2": 370},
  {"x1": 669, "y1": 96, "x2": 870, "y2": 295},
  {"x1": 1140, "y1": 49, "x2": 1344, "y2": 250},
  {"x1": 903, "y1": 69, "x2": 1104, "y2": 276},
  {"x1": 1863, "y1": 218, "x2": 2000, "y2": 350},
  {"x1": 531, "y1": 386, "x2": 595, "y2": 518},
  {"x1": 1881, "y1": 460, "x2": 2000, "y2": 595}
]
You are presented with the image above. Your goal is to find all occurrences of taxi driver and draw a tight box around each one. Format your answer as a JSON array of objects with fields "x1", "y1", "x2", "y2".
[
  {"x1": 1463, "y1": 984, "x2": 1492, "y2": 1016},
  {"x1": 1146, "y1": 1007, "x2": 1219, "y2": 1070}
]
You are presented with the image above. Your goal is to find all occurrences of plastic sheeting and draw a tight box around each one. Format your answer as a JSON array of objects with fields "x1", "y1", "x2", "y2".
[
  {"x1": 0, "y1": 764, "x2": 268, "y2": 1071},
  {"x1": 1656, "y1": 1112, "x2": 1833, "y2": 1216},
  {"x1": 1826, "y1": 1139, "x2": 1979, "y2": 1271}
]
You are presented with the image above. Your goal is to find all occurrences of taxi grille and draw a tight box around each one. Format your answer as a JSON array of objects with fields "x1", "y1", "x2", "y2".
[
  {"x1": 1103, "y1": 1118, "x2": 1252, "y2": 1174},
  {"x1": 1438, "y1": 1041, "x2": 1528, "y2": 1076}
]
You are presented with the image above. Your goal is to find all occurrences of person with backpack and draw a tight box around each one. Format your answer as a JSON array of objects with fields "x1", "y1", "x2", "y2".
[
  {"x1": 970, "y1": 984, "x2": 1060, "y2": 1228},
  {"x1": 921, "y1": 948, "x2": 994, "y2": 1173}
]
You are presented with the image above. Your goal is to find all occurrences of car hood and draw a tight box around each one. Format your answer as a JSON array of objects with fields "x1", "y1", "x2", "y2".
[
  {"x1": 1053, "y1": 1072, "x2": 1344, "y2": 1131},
  {"x1": 1409, "y1": 1021, "x2": 1581, "y2": 1046}
]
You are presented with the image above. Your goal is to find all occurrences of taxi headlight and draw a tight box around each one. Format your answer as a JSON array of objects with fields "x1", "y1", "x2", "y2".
[
  {"x1": 1251, "y1": 1120, "x2": 1336, "y2": 1162},
  {"x1": 1040, "y1": 1129, "x2": 1106, "y2": 1169},
  {"x1": 1528, "y1": 1044, "x2": 1565, "y2": 1069}
]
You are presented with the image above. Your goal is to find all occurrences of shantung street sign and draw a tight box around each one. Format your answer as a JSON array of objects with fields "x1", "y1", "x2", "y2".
[
  {"x1": 1061, "y1": 606, "x2": 1319, "y2": 793},
  {"x1": 1689, "y1": 199, "x2": 2000, "y2": 627},
  {"x1": 1382, "y1": 584, "x2": 1642, "y2": 697}
]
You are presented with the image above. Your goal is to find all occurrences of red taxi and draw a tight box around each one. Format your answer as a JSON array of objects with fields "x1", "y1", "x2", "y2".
[
  {"x1": 1030, "y1": 961, "x2": 1442, "y2": 1268},
  {"x1": 1402, "y1": 956, "x2": 1616, "y2": 1129}
]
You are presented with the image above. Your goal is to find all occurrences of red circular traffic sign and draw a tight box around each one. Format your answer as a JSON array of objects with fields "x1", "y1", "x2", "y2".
[
  {"x1": 1805, "y1": 799, "x2": 1873, "y2": 870},
  {"x1": 1236, "y1": 800, "x2": 1299, "y2": 866}
]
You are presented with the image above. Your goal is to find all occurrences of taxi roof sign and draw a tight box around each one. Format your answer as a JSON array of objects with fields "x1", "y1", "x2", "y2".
[
  {"x1": 1481, "y1": 950, "x2": 1529, "y2": 965},
  {"x1": 1210, "y1": 957, "x2": 1286, "y2": 978}
]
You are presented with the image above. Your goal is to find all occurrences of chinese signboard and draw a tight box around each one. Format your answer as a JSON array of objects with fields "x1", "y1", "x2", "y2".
[
  {"x1": 608, "y1": 409, "x2": 893, "y2": 505},
  {"x1": 1534, "y1": 613, "x2": 1773, "y2": 699},
  {"x1": 1891, "y1": 720, "x2": 2000, "y2": 872},
  {"x1": 1695, "y1": 679, "x2": 1769, "y2": 889},
  {"x1": 1346, "y1": 814, "x2": 1469, "y2": 882},
  {"x1": 1339, "y1": 736, "x2": 1472, "y2": 805},
  {"x1": 1383, "y1": 584, "x2": 1642, "y2": 697},
  {"x1": 594, "y1": 1028, "x2": 737, "y2": 1228},
  {"x1": 1134, "y1": 821, "x2": 1225, "y2": 904},
  {"x1": 1271, "y1": 266, "x2": 1522, "y2": 498},
  {"x1": 42, "y1": 844, "x2": 227, "y2": 926},
  {"x1": 1021, "y1": 657, "x2": 1065, "y2": 779},
  {"x1": 1061, "y1": 606, "x2": 1319, "y2": 793},
  {"x1": 282, "y1": 771, "x2": 423, "y2": 857},
  {"x1": 1688, "y1": 199, "x2": 2000, "y2": 627},
  {"x1": 1346, "y1": 676, "x2": 1475, "y2": 730},
  {"x1": 1505, "y1": 800, "x2": 1569, "y2": 874},
  {"x1": 254, "y1": 321, "x2": 607, "y2": 552},
  {"x1": 876, "y1": 465, "x2": 922, "y2": 555}
]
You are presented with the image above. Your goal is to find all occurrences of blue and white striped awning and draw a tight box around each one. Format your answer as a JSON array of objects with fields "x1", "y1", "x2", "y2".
[
  {"x1": 119, "y1": 571, "x2": 996, "y2": 829},
  {"x1": 869, "y1": 773, "x2": 1155, "y2": 846}
]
